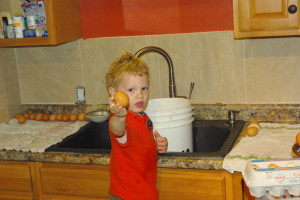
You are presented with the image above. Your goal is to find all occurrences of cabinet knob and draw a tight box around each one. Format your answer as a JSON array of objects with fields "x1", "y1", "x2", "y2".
[{"x1": 288, "y1": 4, "x2": 297, "y2": 14}]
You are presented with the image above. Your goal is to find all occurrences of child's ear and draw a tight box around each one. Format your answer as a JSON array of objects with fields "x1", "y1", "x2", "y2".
[{"x1": 108, "y1": 87, "x2": 116, "y2": 96}]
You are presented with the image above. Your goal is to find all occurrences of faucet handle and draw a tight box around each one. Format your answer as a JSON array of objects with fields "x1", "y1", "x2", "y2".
[{"x1": 228, "y1": 110, "x2": 239, "y2": 124}]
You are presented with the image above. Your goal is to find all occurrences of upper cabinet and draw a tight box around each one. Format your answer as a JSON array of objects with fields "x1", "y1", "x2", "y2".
[
  {"x1": 233, "y1": 0, "x2": 299, "y2": 39},
  {"x1": 0, "y1": 0, "x2": 81, "y2": 47}
]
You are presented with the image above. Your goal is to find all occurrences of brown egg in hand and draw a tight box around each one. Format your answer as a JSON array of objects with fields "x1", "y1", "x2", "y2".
[{"x1": 114, "y1": 91, "x2": 129, "y2": 107}]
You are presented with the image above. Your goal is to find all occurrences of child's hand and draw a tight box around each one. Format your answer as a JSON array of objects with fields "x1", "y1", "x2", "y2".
[
  {"x1": 153, "y1": 130, "x2": 168, "y2": 153},
  {"x1": 109, "y1": 96, "x2": 127, "y2": 117}
]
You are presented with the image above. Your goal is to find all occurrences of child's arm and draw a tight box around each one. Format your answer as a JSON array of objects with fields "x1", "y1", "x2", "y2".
[{"x1": 108, "y1": 96, "x2": 127, "y2": 137}]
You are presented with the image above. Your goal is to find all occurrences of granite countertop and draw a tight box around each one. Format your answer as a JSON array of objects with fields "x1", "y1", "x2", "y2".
[
  {"x1": 2, "y1": 103, "x2": 300, "y2": 170},
  {"x1": 0, "y1": 123, "x2": 248, "y2": 170},
  {"x1": 0, "y1": 150, "x2": 224, "y2": 170}
]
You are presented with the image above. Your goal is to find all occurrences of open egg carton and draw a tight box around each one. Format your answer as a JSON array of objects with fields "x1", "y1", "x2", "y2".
[{"x1": 242, "y1": 158, "x2": 300, "y2": 199}]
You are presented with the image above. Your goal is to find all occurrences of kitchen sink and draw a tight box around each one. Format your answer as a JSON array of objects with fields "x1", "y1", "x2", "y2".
[
  {"x1": 45, "y1": 121, "x2": 111, "y2": 154},
  {"x1": 45, "y1": 120, "x2": 245, "y2": 158}
]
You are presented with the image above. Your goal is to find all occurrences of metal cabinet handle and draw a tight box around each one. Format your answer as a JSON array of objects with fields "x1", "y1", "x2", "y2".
[{"x1": 288, "y1": 4, "x2": 297, "y2": 14}]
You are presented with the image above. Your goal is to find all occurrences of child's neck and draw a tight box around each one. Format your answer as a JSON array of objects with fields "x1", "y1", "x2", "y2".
[{"x1": 128, "y1": 110, "x2": 143, "y2": 116}]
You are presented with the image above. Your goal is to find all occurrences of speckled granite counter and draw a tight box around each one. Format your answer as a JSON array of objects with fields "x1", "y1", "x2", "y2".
[
  {"x1": 0, "y1": 150, "x2": 224, "y2": 170},
  {"x1": 2, "y1": 103, "x2": 299, "y2": 170},
  {"x1": 19, "y1": 103, "x2": 300, "y2": 122}
]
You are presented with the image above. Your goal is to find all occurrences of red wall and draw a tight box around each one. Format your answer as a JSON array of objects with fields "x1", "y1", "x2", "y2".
[{"x1": 80, "y1": 0, "x2": 233, "y2": 39}]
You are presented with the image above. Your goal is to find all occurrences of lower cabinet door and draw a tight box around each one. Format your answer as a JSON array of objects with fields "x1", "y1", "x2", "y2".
[
  {"x1": 157, "y1": 168, "x2": 233, "y2": 200},
  {"x1": 35, "y1": 163, "x2": 111, "y2": 200},
  {"x1": 0, "y1": 161, "x2": 34, "y2": 200}
]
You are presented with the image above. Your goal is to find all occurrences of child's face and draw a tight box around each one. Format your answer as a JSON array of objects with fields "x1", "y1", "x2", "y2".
[{"x1": 117, "y1": 73, "x2": 149, "y2": 114}]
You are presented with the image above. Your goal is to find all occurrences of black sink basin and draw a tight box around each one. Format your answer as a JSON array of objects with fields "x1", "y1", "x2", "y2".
[
  {"x1": 45, "y1": 120, "x2": 245, "y2": 158},
  {"x1": 45, "y1": 121, "x2": 111, "y2": 154}
]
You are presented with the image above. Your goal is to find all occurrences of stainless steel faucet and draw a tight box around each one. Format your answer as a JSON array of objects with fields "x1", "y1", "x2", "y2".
[{"x1": 135, "y1": 46, "x2": 176, "y2": 98}]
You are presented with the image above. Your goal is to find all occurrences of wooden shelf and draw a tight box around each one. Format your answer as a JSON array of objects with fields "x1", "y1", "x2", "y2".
[{"x1": 0, "y1": 0, "x2": 81, "y2": 47}]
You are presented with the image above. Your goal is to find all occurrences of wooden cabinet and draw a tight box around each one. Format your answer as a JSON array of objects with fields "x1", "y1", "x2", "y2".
[
  {"x1": 0, "y1": 0, "x2": 81, "y2": 47},
  {"x1": 0, "y1": 160, "x2": 255, "y2": 200},
  {"x1": 233, "y1": 0, "x2": 300, "y2": 38},
  {"x1": 157, "y1": 168, "x2": 235, "y2": 200},
  {"x1": 0, "y1": 161, "x2": 34, "y2": 200},
  {"x1": 34, "y1": 163, "x2": 110, "y2": 200}
]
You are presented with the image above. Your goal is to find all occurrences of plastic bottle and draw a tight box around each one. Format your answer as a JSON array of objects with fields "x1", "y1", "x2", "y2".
[
  {"x1": 26, "y1": 16, "x2": 36, "y2": 29},
  {"x1": 7, "y1": 18, "x2": 15, "y2": 39},
  {"x1": 12, "y1": 16, "x2": 25, "y2": 38}
]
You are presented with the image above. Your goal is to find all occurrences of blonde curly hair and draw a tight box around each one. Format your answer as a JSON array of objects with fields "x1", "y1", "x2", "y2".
[{"x1": 105, "y1": 51, "x2": 149, "y2": 90}]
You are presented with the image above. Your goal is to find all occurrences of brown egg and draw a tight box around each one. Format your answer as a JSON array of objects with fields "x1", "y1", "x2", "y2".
[
  {"x1": 49, "y1": 114, "x2": 56, "y2": 121},
  {"x1": 252, "y1": 164, "x2": 260, "y2": 170},
  {"x1": 70, "y1": 114, "x2": 78, "y2": 122},
  {"x1": 248, "y1": 121, "x2": 260, "y2": 130},
  {"x1": 246, "y1": 126, "x2": 258, "y2": 137},
  {"x1": 249, "y1": 121, "x2": 259, "y2": 127},
  {"x1": 24, "y1": 113, "x2": 30, "y2": 119},
  {"x1": 35, "y1": 113, "x2": 43, "y2": 121},
  {"x1": 42, "y1": 113, "x2": 50, "y2": 121},
  {"x1": 78, "y1": 113, "x2": 86, "y2": 121},
  {"x1": 268, "y1": 163, "x2": 279, "y2": 168},
  {"x1": 62, "y1": 114, "x2": 70, "y2": 122},
  {"x1": 56, "y1": 113, "x2": 63, "y2": 121},
  {"x1": 296, "y1": 132, "x2": 300, "y2": 146},
  {"x1": 18, "y1": 115, "x2": 26, "y2": 124},
  {"x1": 15, "y1": 113, "x2": 24, "y2": 119},
  {"x1": 29, "y1": 113, "x2": 36, "y2": 120},
  {"x1": 114, "y1": 91, "x2": 129, "y2": 107}
]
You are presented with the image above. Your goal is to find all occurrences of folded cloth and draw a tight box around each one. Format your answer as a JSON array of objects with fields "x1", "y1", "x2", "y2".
[
  {"x1": 0, "y1": 119, "x2": 88, "y2": 152},
  {"x1": 222, "y1": 123, "x2": 299, "y2": 172}
]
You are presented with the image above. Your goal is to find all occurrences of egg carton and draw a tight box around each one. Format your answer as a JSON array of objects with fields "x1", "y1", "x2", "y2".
[
  {"x1": 242, "y1": 158, "x2": 300, "y2": 198},
  {"x1": 256, "y1": 191, "x2": 300, "y2": 200}
]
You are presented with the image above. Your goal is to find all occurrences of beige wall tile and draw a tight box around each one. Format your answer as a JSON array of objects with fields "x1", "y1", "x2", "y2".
[
  {"x1": 17, "y1": 40, "x2": 83, "y2": 104},
  {"x1": 11, "y1": 31, "x2": 300, "y2": 105},
  {"x1": 80, "y1": 36, "x2": 160, "y2": 104},
  {"x1": 157, "y1": 32, "x2": 246, "y2": 104},
  {"x1": 0, "y1": 59, "x2": 9, "y2": 122},
  {"x1": 0, "y1": 48, "x2": 19, "y2": 121},
  {"x1": 245, "y1": 37, "x2": 300, "y2": 103}
]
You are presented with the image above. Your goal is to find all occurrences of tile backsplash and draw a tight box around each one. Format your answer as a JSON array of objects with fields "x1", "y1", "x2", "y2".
[{"x1": 2, "y1": 31, "x2": 300, "y2": 120}]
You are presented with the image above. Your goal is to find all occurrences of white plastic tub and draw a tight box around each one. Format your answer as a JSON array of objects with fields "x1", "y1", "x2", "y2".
[
  {"x1": 155, "y1": 122, "x2": 193, "y2": 152},
  {"x1": 153, "y1": 117, "x2": 194, "y2": 130},
  {"x1": 146, "y1": 98, "x2": 192, "y2": 112},
  {"x1": 150, "y1": 111, "x2": 194, "y2": 123},
  {"x1": 146, "y1": 105, "x2": 193, "y2": 117},
  {"x1": 146, "y1": 98, "x2": 194, "y2": 152}
]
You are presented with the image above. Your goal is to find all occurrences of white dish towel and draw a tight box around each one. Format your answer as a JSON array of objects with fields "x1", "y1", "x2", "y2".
[{"x1": 222, "y1": 123, "x2": 300, "y2": 172}]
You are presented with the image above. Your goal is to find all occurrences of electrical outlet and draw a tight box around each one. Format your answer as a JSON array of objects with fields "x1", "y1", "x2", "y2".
[{"x1": 76, "y1": 86, "x2": 86, "y2": 104}]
